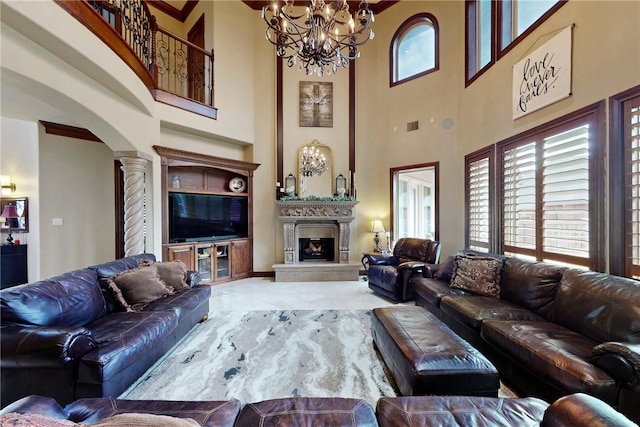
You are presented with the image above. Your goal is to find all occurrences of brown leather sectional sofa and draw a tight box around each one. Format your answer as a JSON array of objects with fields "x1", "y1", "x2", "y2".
[
  {"x1": 1, "y1": 393, "x2": 637, "y2": 426},
  {"x1": 0, "y1": 254, "x2": 210, "y2": 408},
  {"x1": 412, "y1": 251, "x2": 640, "y2": 422}
]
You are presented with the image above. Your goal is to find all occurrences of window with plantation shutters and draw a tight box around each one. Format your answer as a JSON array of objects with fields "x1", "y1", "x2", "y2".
[
  {"x1": 502, "y1": 141, "x2": 536, "y2": 256},
  {"x1": 629, "y1": 101, "x2": 640, "y2": 278},
  {"x1": 542, "y1": 125, "x2": 590, "y2": 262},
  {"x1": 497, "y1": 102, "x2": 604, "y2": 270},
  {"x1": 465, "y1": 147, "x2": 494, "y2": 252}
]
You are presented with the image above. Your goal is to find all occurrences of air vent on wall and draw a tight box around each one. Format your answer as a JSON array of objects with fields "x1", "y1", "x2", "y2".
[{"x1": 407, "y1": 121, "x2": 419, "y2": 132}]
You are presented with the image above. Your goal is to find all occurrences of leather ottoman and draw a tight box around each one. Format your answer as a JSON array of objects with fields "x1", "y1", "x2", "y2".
[
  {"x1": 234, "y1": 397, "x2": 378, "y2": 427},
  {"x1": 376, "y1": 395, "x2": 548, "y2": 426},
  {"x1": 371, "y1": 307, "x2": 499, "y2": 396}
]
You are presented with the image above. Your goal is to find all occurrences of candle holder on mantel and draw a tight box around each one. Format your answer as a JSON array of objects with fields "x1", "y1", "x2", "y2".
[
  {"x1": 335, "y1": 173, "x2": 347, "y2": 197},
  {"x1": 285, "y1": 173, "x2": 296, "y2": 197}
]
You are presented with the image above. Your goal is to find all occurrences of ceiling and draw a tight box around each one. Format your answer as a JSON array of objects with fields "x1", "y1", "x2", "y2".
[{"x1": 149, "y1": 0, "x2": 398, "y2": 20}]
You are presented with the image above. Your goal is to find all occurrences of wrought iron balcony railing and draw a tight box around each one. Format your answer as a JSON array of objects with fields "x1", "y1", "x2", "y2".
[
  {"x1": 55, "y1": 0, "x2": 216, "y2": 119},
  {"x1": 155, "y1": 27, "x2": 214, "y2": 108}
]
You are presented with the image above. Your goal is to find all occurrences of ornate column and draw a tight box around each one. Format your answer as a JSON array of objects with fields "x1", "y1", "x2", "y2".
[
  {"x1": 338, "y1": 220, "x2": 351, "y2": 263},
  {"x1": 119, "y1": 156, "x2": 148, "y2": 256},
  {"x1": 283, "y1": 222, "x2": 296, "y2": 263}
]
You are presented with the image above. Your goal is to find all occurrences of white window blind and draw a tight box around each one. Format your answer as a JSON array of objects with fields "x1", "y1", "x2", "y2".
[
  {"x1": 503, "y1": 142, "x2": 536, "y2": 251},
  {"x1": 628, "y1": 102, "x2": 640, "y2": 277},
  {"x1": 542, "y1": 125, "x2": 590, "y2": 260},
  {"x1": 468, "y1": 157, "x2": 490, "y2": 251}
]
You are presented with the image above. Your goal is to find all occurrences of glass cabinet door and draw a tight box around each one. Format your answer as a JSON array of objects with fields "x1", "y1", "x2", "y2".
[
  {"x1": 215, "y1": 244, "x2": 229, "y2": 280},
  {"x1": 196, "y1": 245, "x2": 212, "y2": 281}
]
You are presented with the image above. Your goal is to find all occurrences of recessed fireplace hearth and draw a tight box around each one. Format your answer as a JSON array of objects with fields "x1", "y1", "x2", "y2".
[
  {"x1": 273, "y1": 200, "x2": 360, "y2": 282},
  {"x1": 300, "y1": 238, "x2": 335, "y2": 262}
]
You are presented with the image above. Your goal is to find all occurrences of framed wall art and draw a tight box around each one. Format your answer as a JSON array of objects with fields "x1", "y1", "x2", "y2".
[
  {"x1": 0, "y1": 197, "x2": 28, "y2": 233},
  {"x1": 512, "y1": 25, "x2": 573, "y2": 119},
  {"x1": 299, "y1": 81, "x2": 333, "y2": 127}
]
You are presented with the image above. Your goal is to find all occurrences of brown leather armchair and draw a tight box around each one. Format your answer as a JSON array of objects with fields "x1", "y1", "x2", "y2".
[{"x1": 366, "y1": 238, "x2": 441, "y2": 302}]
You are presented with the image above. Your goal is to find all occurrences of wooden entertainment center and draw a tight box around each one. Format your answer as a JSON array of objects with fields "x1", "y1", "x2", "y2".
[{"x1": 154, "y1": 146, "x2": 260, "y2": 283}]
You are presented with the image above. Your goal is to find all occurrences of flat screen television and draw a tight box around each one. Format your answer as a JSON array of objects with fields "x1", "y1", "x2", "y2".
[{"x1": 168, "y1": 192, "x2": 248, "y2": 243}]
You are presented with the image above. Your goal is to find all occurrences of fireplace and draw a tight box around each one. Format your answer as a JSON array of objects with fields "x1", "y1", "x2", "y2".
[
  {"x1": 299, "y1": 237, "x2": 335, "y2": 262},
  {"x1": 274, "y1": 200, "x2": 360, "y2": 281},
  {"x1": 276, "y1": 200, "x2": 358, "y2": 264}
]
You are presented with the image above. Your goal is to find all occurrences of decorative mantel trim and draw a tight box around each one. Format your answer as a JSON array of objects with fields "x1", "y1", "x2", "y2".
[
  {"x1": 276, "y1": 200, "x2": 358, "y2": 218},
  {"x1": 277, "y1": 200, "x2": 358, "y2": 264}
]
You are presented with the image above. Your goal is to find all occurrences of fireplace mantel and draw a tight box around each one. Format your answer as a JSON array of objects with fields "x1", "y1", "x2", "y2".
[
  {"x1": 276, "y1": 200, "x2": 358, "y2": 218},
  {"x1": 276, "y1": 200, "x2": 358, "y2": 265}
]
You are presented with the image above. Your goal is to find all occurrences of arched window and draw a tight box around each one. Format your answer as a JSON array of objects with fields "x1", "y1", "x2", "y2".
[{"x1": 390, "y1": 13, "x2": 439, "y2": 86}]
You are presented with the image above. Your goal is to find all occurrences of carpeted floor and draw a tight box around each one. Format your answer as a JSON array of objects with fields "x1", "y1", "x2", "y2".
[{"x1": 121, "y1": 310, "x2": 396, "y2": 405}]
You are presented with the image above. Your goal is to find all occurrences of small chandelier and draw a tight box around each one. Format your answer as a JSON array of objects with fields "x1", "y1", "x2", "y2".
[
  {"x1": 262, "y1": 0, "x2": 375, "y2": 77},
  {"x1": 300, "y1": 144, "x2": 327, "y2": 177}
]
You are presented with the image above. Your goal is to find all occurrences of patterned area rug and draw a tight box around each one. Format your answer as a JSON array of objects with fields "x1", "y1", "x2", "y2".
[{"x1": 121, "y1": 310, "x2": 396, "y2": 405}]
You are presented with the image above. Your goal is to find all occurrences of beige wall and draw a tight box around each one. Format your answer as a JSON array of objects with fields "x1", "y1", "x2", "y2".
[
  {"x1": 2, "y1": 0, "x2": 259, "y2": 278},
  {"x1": 247, "y1": 11, "x2": 277, "y2": 272},
  {"x1": 357, "y1": 0, "x2": 640, "y2": 259},
  {"x1": 1, "y1": 0, "x2": 639, "y2": 278},
  {"x1": 0, "y1": 117, "x2": 40, "y2": 281},
  {"x1": 38, "y1": 130, "x2": 116, "y2": 277}
]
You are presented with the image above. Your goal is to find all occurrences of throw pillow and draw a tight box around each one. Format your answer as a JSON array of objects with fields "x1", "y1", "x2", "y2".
[
  {"x1": 433, "y1": 255, "x2": 455, "y2": 283},
  {"x1": 139, "y1": 259, "x2": 189, "y2": 291},
  {"x1": 450, "y1": 254, "x2": 504, "y2": 298},
  {"x1": 90, "y1": 413, "x2": 200, "y2": 427},
  {"x1": 106, "y1": 265, "x2": 174, "y2": 312},
  {"x1": 0, "y1": 413, "x2": 79, "y2": 426}
]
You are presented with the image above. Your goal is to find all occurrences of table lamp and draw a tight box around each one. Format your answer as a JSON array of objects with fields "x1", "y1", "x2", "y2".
[
  {"x1": 1, "y1": 203, "x2": 20, "y2": 245},
  {"x1": 370, "y1": 220, "x2": 385, "y2": 252}
]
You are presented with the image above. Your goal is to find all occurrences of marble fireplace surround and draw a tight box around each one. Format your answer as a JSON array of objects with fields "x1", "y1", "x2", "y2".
[
  {"x1": 277, "y1": 200, "x2": 358, "y2": 263},
  {"x1": 273, "y1": 200, "x2": 360, "y2": 282}
]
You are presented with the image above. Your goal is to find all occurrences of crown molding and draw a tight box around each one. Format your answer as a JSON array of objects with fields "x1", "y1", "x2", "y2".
[
  {"x1": 145, "y1": 0, "x2": 198, "y2": 22},
  {"x1": 153, "y1": 145, "x2": 260, "y2": 173}
]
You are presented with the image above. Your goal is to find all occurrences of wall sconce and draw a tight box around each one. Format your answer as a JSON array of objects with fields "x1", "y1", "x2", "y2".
[
  {"x1": 370, "y1": 220, "x2": 385, "y2": 252},
  {"x1": 1, "y1": 176, "x2": 16, "y2": 195}
]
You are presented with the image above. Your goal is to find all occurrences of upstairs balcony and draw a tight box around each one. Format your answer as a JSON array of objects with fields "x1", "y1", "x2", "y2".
[{"x1": 55, "y1": 0, "x2": 216, "y2": 119}]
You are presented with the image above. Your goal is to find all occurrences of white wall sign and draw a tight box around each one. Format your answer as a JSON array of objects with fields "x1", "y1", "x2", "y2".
[{"x1": 513, "y1": 25, "x2": 573, "y2": 119}]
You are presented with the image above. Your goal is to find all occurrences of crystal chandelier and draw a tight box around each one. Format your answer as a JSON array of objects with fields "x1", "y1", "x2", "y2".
[
  {"x1": 262, "y1": 0, "x2": 375, "y2": 76},
  {"x1": 300, "y1": 144, "x2": 327, "y2": 177}
]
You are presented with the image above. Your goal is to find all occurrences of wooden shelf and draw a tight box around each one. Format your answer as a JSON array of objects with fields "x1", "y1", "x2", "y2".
[{"x1": 155, "y1": 145, "x2": 259, "y2": 283}]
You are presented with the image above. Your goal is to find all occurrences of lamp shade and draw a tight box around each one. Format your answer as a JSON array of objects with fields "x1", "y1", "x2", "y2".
[
  {"x1": 1, "y1": 204, "x2": 19, "y2": 219},
  {"x1": 370, "y1": 220, "x2": 385, "y2": 234}
]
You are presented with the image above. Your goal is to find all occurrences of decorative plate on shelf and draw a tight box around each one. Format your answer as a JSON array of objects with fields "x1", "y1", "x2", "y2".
[{"x1": 229, "y1": 177, "x2": 246, "y2": 193}]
